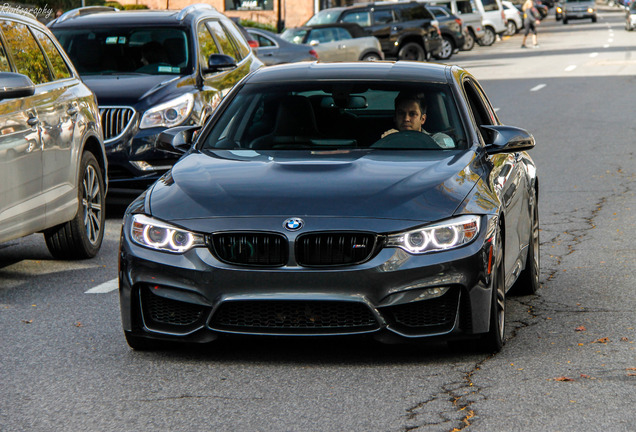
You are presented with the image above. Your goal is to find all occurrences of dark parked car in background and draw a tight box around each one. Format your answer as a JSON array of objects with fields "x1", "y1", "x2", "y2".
[
  {"x1": 305, "y1": 1, "x2": 442, "y2": 61},
  {"x1": 247, "y1": 28, "x2": 319, "y2": 65},
  {"x1": 48, "y1": 4, "x2": 262, "y2": 200},
  {"x1": 0, "y1": 10, "x2": 107, "y2": 258},
  {"x1": 281, "y1": 23, "x2": 384, "y2": 61},
  {"x1": 425, "y1": 5, "x2": 465, "y2": 60},
  {"x1": 119, "y1": 61, "x2": 539, "y2": 353}
]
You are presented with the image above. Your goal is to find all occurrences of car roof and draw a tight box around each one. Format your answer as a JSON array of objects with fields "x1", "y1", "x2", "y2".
[
  {"x1": 49, "y1": 5, "x2": 223, "y2": 28},
  {"x1": 298, "y1": 22, "x2": 369, "y2": 37},
  {"x1": 244, "y1": 61, "x2": 452, "y2": 85}
]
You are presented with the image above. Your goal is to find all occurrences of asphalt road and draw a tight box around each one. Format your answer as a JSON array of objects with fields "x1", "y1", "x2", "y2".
[{"x1": 1, "y1": 7, "x2": 634, "y2": 432}]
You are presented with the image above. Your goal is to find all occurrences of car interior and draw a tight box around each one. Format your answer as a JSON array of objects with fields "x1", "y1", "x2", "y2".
[{"x1": 202, "y1": 83, "x2": 468, "y2": 151}]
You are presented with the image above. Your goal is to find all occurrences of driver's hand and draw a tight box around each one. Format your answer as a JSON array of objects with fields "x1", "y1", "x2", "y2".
[{"x1": 381, "y1": 128, "x2": 398, "y2": 138}]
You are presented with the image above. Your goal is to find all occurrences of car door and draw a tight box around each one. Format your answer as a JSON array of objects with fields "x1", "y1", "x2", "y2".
[
  {"x1": 368, "y1": 6, "x2": 397, "y2": 53},
  {"x1": 306, "y1": 27, "x2": 345, "y2": 61},
  {"x1": 0, "y1": 19, "x2": 47, "y2": 240},
  {"x1": 463, "y1": 78, "x2": 530, "y2": 283},
  {"x1": 30, "y1": 26, "x2": 85, "y2": 220}
]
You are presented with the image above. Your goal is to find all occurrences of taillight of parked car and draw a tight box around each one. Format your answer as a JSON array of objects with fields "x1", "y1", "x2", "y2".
[
  {"x1": 248, "y1": 39, "x2": 259, "y2": 48},
  {"x1": 309, "y1": 49, "x2": 319, "y2": 60}
]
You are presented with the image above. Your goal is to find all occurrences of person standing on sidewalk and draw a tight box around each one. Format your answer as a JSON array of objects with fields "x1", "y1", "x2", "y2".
[{"x1": 521, "y1": 0, "x2": 541, "y2": 48}]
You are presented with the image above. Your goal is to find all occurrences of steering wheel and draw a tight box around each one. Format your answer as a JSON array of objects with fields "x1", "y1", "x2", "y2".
[{"x1": 371, "y1": 130, "x2": 441, "y2": 149}]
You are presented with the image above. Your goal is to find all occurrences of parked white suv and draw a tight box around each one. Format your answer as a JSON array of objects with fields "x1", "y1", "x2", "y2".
[
  {"x1": 474, "y1": 0, "x2": 507, "y2": 46},
  {"x1": 0, "y1": 10, "x2": 107, "y2": 259}
]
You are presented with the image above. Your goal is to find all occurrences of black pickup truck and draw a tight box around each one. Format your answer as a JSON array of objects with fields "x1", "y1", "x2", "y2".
[{"x1": 305, "y1": 1, "x2": 442, "y2": 61}]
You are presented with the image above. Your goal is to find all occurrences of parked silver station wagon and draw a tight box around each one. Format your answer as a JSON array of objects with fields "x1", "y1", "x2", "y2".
[{"x1": 0, "y1": 10, "x2": 107, "y2": 259}]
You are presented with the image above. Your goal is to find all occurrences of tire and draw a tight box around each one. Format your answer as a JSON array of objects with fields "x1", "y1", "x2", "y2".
[
  {"x1": 563, "y1": 18, "x2": 568, "y2": 24},
  {"x1": 477, "y1": 27, "x2": 496, "y2": 46},
  {"x1": 510, "y1": 196, "x2": 540, "y2": 296},
  {"x1": 480, "y1": 226, "x2": 505, "y2": 353},
  {"x1": 592, "y1": 16, "x2": 597, "y2": 23},
  {"x1": 506, "y1": 20, "x2": 518, "y2": 36},
  {"x1": 45, "y1": 152, "x2": 105, "y2": 259},
  {"x1": 397, "y1": 42, "x2": 426, "y2": 61},
  {"x1": 434, "y1": 35, "x2": 454, "y2": 60},
  {"x1": 462, "y1": 29, "x2": 475, "y2": 51},
  {"x1": 360, "y1": 52, "x2": 381, "y2": 61}
]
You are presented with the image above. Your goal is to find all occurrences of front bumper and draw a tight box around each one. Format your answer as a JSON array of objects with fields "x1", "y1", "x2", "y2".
[{"x1": 119, "y1": 215, "x2": 498, "y2": 345}]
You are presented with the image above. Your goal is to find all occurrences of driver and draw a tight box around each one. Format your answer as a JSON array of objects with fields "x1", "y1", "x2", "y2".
[{"x1": 382, "y1": 91, "x2": 454, "y2": 148}]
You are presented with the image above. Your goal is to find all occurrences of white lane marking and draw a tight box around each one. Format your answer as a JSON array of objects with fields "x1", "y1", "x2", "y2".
[
  {"x1": 603, "y1": 44, "x2": 610, "y2": 48},
  {"x1": 565, "y1": 65, "x2": 577, "y2": 72},
  {"x1": 608, "y1": 38, "x2": 614, "y2": 43},
  {"x1": 85, "y1": 278, "x2": 118, "y2": 294},
  {"x1": 530, "y1": 84, "x2": 546, "y2": 92},
  {"x1": 590, "y1": 52, "x2": 599, "y2": 58}
]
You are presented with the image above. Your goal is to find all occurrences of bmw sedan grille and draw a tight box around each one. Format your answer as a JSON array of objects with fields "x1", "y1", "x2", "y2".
[
  {"x1": 100, "y1": 106, "x2": 135, "y2": 141},
  {"x1": 210, "y1": 232, "x2": 288, "y2": 266},
  {"x1": 296, "y1": 232, "x2": 378, "y2": 266}
]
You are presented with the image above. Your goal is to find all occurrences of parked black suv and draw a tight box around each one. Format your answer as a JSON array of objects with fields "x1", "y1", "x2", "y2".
[
  {"x1": 49, "y1": 4, "x2": 263, "y2": 199},
  {"x1": 0, "y1": 9, "x2": 107, "y2": 259},
  {"x1": 305, "y1": 1, "x2": 442, "y2": 61}
]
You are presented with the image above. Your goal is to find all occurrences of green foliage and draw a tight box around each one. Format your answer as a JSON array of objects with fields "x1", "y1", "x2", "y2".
[
  {"x1": 240, "y1": 19, "x2": 277, "y2": 33},
  {"x1": 122, "y1": 4, "x2": 149, "y2": 9}
]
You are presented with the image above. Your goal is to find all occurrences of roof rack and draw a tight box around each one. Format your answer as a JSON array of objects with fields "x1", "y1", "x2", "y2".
[
  {"x1": 177, "y1": 3, "x2": 215, "y2": 21},
  {"x1": 54, "y1": 6, "x2": 118, "y2": 24}
]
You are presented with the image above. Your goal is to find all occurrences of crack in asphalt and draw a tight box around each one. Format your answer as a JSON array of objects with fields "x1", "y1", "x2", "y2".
[{"x1": 403, "y1": 164, "x2": 633, "y2": 431}]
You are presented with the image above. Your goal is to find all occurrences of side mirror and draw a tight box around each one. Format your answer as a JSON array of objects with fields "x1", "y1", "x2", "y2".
[
  {"x1": 156, "y1": 125, "x2": 201, "y2": 154},
  {"x1": 309, "y1": 40, "x2": 320, "y2": 46},
  {"x1": 0, "y1": 72, "x2": 35, "y2": 101},
  {"x1": 203, "y1": 54, "x2": 237, "y2": 73},
  {"x1": 482, "y1": 125, "x2": 535, "y2": 154}
]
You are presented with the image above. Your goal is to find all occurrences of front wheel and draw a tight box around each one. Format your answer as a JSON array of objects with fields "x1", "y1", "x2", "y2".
[
  {"x1": 480, "y1": 227, "x2": 505, "y2": 353},
  {"x1": 511, "y1": 196, "x2": 540, "y2": 295},
  {"x1": 360, "y1": 52, "x2": 382, "y2": 61},
  {"x1": 462, "y1": 29, "x2": 475, "y2": 51},
  {"x1": 505, "y1": 20, "x2": 518, "y2": 36},
  {"x1": 477, "y1": 27, "x2": 496, "y2": 46},
  {"x1": 45, "y1": 152, "x2": 105, "y2": 259},
  {"x1": 398, "y1": 42, "x2": 426, "y2": 61},
  {"x1": 434, "y1": 35, "x2": 454, "y2": 60}
]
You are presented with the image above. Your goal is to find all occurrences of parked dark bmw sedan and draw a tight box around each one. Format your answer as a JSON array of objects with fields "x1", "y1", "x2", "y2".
[{"x1": 119, "y1": 61, "x2": 539, "y2": 352}]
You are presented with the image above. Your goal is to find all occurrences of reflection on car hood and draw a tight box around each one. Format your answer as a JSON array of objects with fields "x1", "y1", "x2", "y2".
[
  {"x1": 82, "y1": 75, "x2": 182, "y2": 106},
  {"x1": 148, "y1": 149, "x2": 482, "y2": 223}
]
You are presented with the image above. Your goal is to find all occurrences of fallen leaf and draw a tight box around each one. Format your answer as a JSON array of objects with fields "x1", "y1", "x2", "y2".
[
  {"x1": 620, "y1": 337, "x2": 629, "y2": 342},
  {"x1": 74, "y1": 322, "x2": 83, "y2": 327},
  {"x1": 593, "y1": 337, "x2": 609, "y2": 344},
  {"x1": 22, "y1": 320, "x2": 33, "y2": 324},
  {"x1": 554, "y1": 376, "x2": 575, "y2": 382},
  {"x1": 627, "y1": 368, "x2": 636, "y2": 371},
  {"x1": 575, "y1": 326, "x2": 586, "y2": 332},
  {"x1": 580, "y1": 374, "x2": 591, "y2": 379}
]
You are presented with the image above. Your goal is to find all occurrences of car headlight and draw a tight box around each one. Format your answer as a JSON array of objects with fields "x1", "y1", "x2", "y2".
[
  {"x1": 130, "y1": 214, "x2": 205, "y2": 253},
  {"x1": 139, "y1": 93, "x2": 194, "y2": 129},
  {"x1": 386, "y1": 215, "x2": 480, "y2": 254}
]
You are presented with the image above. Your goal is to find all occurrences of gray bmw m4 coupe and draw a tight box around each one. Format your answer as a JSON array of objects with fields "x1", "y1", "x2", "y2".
[{"x1": 119, "y1": 61, "x2": 539, "y2": 353}]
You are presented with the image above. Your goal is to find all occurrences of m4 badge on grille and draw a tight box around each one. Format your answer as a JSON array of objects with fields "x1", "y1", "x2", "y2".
[{"x1": 283, "y1": 217, "x2": 304, "y2": 231}]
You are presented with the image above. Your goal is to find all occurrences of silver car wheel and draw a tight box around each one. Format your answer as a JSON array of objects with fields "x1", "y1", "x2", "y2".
[{"x1": 82, "y1": 164, "x2": 103, "y2": 246}]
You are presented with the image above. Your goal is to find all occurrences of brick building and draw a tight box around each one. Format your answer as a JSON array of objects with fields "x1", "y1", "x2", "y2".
[{"x1": 116, "y1": 0, "x2": 363, "y2": 30}]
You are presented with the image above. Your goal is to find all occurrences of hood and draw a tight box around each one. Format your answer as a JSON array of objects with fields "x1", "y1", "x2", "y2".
[
  {"x1": 82, "y1": 74, "x2": 185, "y2": 106},
  {"x1": 148, "y1": 149, "x2": 481, "y2": 223}
]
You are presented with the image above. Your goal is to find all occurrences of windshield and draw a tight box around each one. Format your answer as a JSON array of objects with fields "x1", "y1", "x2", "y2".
[
  {"x1": 52, "y1": 27, "x2": 190, "y2": 75},
  {"x1": 200, "y1": 82, "x2": 468, "y2": 152},
  {"x1": 305, "y1": 9, "x2": 342, "y2": 25},
  {"x1": 280, "y1": 28, "x2": 308, "y2": 44}
]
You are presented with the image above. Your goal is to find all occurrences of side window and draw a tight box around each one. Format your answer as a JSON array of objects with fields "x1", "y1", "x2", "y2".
[
  {"x1": 0, "y1": 20, "x2": 51, "y2": 84},
  {"x1": 254, "y1": 33, "x2": 274, "y2": 47},
  {"x1": 32, "y1": 28, "x2": 71, "y2": 80},
  {"x1": 373, "y1": 9, "x2": 395, "y2": 25},
  {"x1": 401, "y1": 4, "x2": 433, "y2": 20},
  {"x1": 463, "y1": 80, "x2": 497, "y2": 143},
  {"x1": 197, "y1": 21, "x2": 220, "y2": 68},
  {"x1": 0, "y1": 38, "x2": 10, "y2": 72},
  {"x1": 481, "y1": 0, "x2": 500, "y2": 12},
  {"x1": 221, "y1": 20, "x2": 251, "y2": 59},
  {"x1": 335, "y1": 27, "x2": 352, "y2": 40},
  {"x1": 341, "y1": 11, "x2": 371, "y2": 27},
  {"x1": 207, "y1": 20, "x2": 239, "y2": 60},
  {"x1": 457, "y1": 1, "x2": 476, "y2": 14}
]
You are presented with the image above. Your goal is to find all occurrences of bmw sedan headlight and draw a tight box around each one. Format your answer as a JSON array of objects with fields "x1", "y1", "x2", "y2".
[
  {"x1": 139, "y1": 93, "x2": 194, "y2": 129},
  {"x1": 130, "y1": 214, "x2": 205, "y2": 253},
  {"x1": 386, "y1": 215, "x2": 481, "y2": 254}
]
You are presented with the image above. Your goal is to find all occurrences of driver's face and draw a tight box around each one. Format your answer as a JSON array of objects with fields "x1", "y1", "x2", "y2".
[{"x1": 395, "y1": 100, "x2": 426, "y2": 132}]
